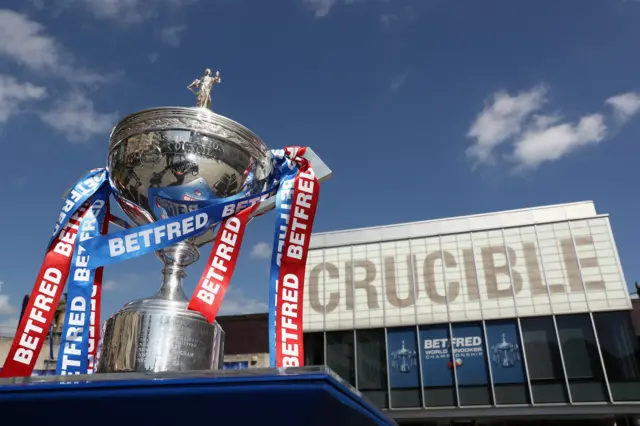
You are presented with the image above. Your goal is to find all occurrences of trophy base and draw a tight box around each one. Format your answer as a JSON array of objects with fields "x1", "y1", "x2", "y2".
[
  {"x1": 0, "y1": 368, "x2": 395, "y2": 426},
  {"x1": 96, "y1": 297, "x2": 225, "y2": 374}
]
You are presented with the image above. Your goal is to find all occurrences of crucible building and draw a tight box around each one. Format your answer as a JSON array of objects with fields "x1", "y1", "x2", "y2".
[{"x1": 294, "y1": 200, "x2": 639, "y2": 426}]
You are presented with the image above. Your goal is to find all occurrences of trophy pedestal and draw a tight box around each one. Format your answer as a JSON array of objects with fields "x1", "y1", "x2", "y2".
[
  {"x1": 0, "y1": 368, "x2": 396, "y2": 426},
  {"x1": 97, "y1": 298, "x2": 225, "y2": 373}
]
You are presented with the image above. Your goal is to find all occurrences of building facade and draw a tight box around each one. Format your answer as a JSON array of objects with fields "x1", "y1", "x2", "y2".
[
  {"x1": 299, "y1": 201, "x2": 640, "y2": 425},
  {"x1": 216, "y1": 313, "x2": 270, "y2": 370}
]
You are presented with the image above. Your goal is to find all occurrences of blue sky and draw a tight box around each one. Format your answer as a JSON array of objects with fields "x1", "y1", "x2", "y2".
[{"x1": 0, "y1": 0, "x2": 639, "y2": 331}]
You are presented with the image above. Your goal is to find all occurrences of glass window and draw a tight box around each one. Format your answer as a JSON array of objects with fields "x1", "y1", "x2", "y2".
[
  {"x1": 356, "y1": 329, "x2": 389, "y2": 408},
  {"x1": 418, "y1": 324, "x2": 456, "y2": 407},
  {"x1": 520, "y1": 316, "x2": 568, "y2": 403},
  {"x1": 594, "y1": 311, "x2": 640, "y2": 401},
  {"x1": 486, "y1": 320, "x2": 529, "y2": 405},
  {"x1": 303, "y1": 332, "x2": 325, "y2": 366},
  {"x1": 387, "y1": 327, "x2": 422, "y2": 408},
  {"x1": 556, "y1": 314, "x2": 608, "y2": 402},
  {"x1": 451, "y1": 322, "x2": 492, "y2": 406},
  {"x1": 326, "y1": 330, "x2": 356, "y2": 386}
]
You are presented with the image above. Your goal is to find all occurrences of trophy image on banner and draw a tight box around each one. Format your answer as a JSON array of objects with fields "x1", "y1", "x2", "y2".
[{"x1": 0, "y1": 66, "x2": 332, "y2": 378}]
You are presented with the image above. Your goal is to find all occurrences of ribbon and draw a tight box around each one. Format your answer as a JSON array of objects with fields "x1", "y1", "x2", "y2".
[
  {"x1": 51, "y1": 170, "x2": 108, "y2": 247},
  {"x1": 274, "y1": 148, "x2": 320, "y2": 368},
  {"x1": 81, "y1": 186, "x2": 278, "y2": 269},
  {"x1": 0, "y1": 204, "x2": 90, "y2": 378},
  {"x1": 88, "y1": 203, "x2": 109, "y2": 374},
  {"x1": 56, "y1": 189, "x2": 108, "y2": 375},
  {"x1": 0, "y1": 147, "x2": 321, "y2": 377},
  {"x1": 267, "y1": 150, "x2": 301, "y2": 367},
  {"x1": 187, "y1": 203, "x2": 260, "y2": 323}
]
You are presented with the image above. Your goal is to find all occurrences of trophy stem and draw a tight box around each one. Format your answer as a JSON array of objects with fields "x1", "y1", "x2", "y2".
[
  {"x1": 156, "y1": 265, "x2": 188, "y2": 301},
  {"x1": 155, "y1": 241, "x2": 200, "y2": 302}
]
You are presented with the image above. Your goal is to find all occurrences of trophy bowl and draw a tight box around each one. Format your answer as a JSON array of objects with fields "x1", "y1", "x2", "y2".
[
  {"x1": 96, "y1": 106, "x2": 275, "y2": 374},
  {"x1": 108, "y1": 107, "x2": 274, "y2": 239}
]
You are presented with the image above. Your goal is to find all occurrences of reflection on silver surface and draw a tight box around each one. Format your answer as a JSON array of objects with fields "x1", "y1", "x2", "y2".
[
  {"x1": 96, "y1": 299, "x2": 225, "y2": 373},
  {"x1": 99, "y1": 73, "x2": 276, "y2": 374},
  {"x1": 108, "y1": 107, "x2": 274, "y2": 243}
]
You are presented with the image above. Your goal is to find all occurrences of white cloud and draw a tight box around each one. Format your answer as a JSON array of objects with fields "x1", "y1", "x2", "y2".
[
  {"x1": 0, "y1": 316, "x2": 18, "y2": 337},
  {"x1": 218, "y1": 288, "x2": 268, "y2": 315},
  {"x1": 380, "y1": 14, "x2": 398, "y2": 25},
  {"x1": 464, "y1": 85, "x2": 634, "y2": 171},
  {"x1": 389, "y1": 72, "x2": 408, "y2": 93},
  {"x1": 304, "y1": 0, "x2": 411, "y2": 19},
  {"x1": 0, "y1": 9, "x2": 61, "y2": 70},
  {"x1": 380, "y1": 6, "x2": 415, "y2": 26},
  {"x1": 52, "y1": 0, "x2": 198, "y2": 24},
  {"x1": 606, "y1": 92, "x2": 640, "y2": 123},
  {"x1": 0, "y1": 316, "x2": 18, "y2": 327},
  {"x1": 466, "y1": 85, "x2": 548, "y2": 164},
  {"x1": 0, "y1": 9, "x2": 119, "y2": 142},
  {"x1": 512, "y1": 114, "x2": 607, "y2": 170},
  {"x1": 303, "y1": 0, "x2": 365, "y2": 18},
  {"x1": 30, "y1": 0, "x2": 46, "y2": 10},
  {"x1": 103, "y1": 280, "x2": 118, "y2": 291},
  {"x1": 0, "y1": 75, "x2": 46, "y2": 124},
  {"x1": 39, "y1": 92, "x2": 118, "y2": 143},
  {"x1": 161, "y1": 25, "x2": 186, "y2": 47},
  {"x1": 250, "y1": 242, "x2": 272, "y2": 260},
  {"x1": 101, "y1": 273, "x2": 141, "y2": 292},
  {"x1": 0, "y1": 9, "x2": 107, "y2": 85},
  {"x1": 148, "y1": 53, "x2": 160, "y2": 63},
  {"x1": 0, "y1": 294, "x2": 17, "y2": 315},
  {"x1": 304, "y1": 0, "x2": 337, "y2": 17},
  {"x1": 11, "y1": 177, "x2": 28, "y2": 190}
]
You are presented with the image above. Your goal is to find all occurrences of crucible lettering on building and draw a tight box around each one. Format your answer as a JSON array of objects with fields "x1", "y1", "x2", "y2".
[{"x1": 303, "y1": 219, "x2": 629, "y2": 330}]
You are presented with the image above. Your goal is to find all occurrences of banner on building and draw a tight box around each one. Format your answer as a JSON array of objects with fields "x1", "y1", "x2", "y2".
[
  {"x1": 450, "y1": 323, "x2": 489, "y2": 386},
  {"x1": 419, "y1": 325, "x2": 455, "y2": 387},
  {"x1": 386, "y1": 328, "x2": 420, "y2": 388},
  {"x1": 486, "y1": 321, "x2": 526, "y2": 384}
]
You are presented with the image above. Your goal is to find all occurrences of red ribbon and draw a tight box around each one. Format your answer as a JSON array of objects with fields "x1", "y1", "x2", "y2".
[
  {"x1": 187, "y1": 204, "x2": 259, "y2": 323},
  {"x1": 275, "y1": 158, "x2": 320, "y2": 367},
  {"x1": 0, "y1": 204, "x2": 90, "y2": 378}
]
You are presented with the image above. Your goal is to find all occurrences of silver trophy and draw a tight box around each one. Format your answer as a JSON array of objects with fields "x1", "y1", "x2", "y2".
[{"x1": 96, "y1": 68, "x2": 275, "y2": 373}]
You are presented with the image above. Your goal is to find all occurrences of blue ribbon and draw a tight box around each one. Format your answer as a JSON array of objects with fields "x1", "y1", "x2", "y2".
[
  {"x1": 49, "y1": 169, "x2": 108, "y2": 247},
  {"x1": 146, "y1": 177, "x2": 251, "y2": 220},
  {"x1": 81, "y1": 184, "x2": 278, "y2": 268},
  {"x1": 56, "y1": 186, "x2": 109, "y2": 376},
  {"x1": 267, "y1": 153, "x2": 300, "y2": 367}
]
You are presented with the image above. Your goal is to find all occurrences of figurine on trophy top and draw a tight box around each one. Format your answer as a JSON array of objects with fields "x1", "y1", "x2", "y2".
[{"x1": 187, "y1": 68, "x2": 222, "y2": 110}]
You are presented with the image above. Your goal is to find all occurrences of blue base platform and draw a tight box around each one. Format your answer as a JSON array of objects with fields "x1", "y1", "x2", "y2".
[{"x1": 0, "y1": 367, "x2": 396, "y2": 426}]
